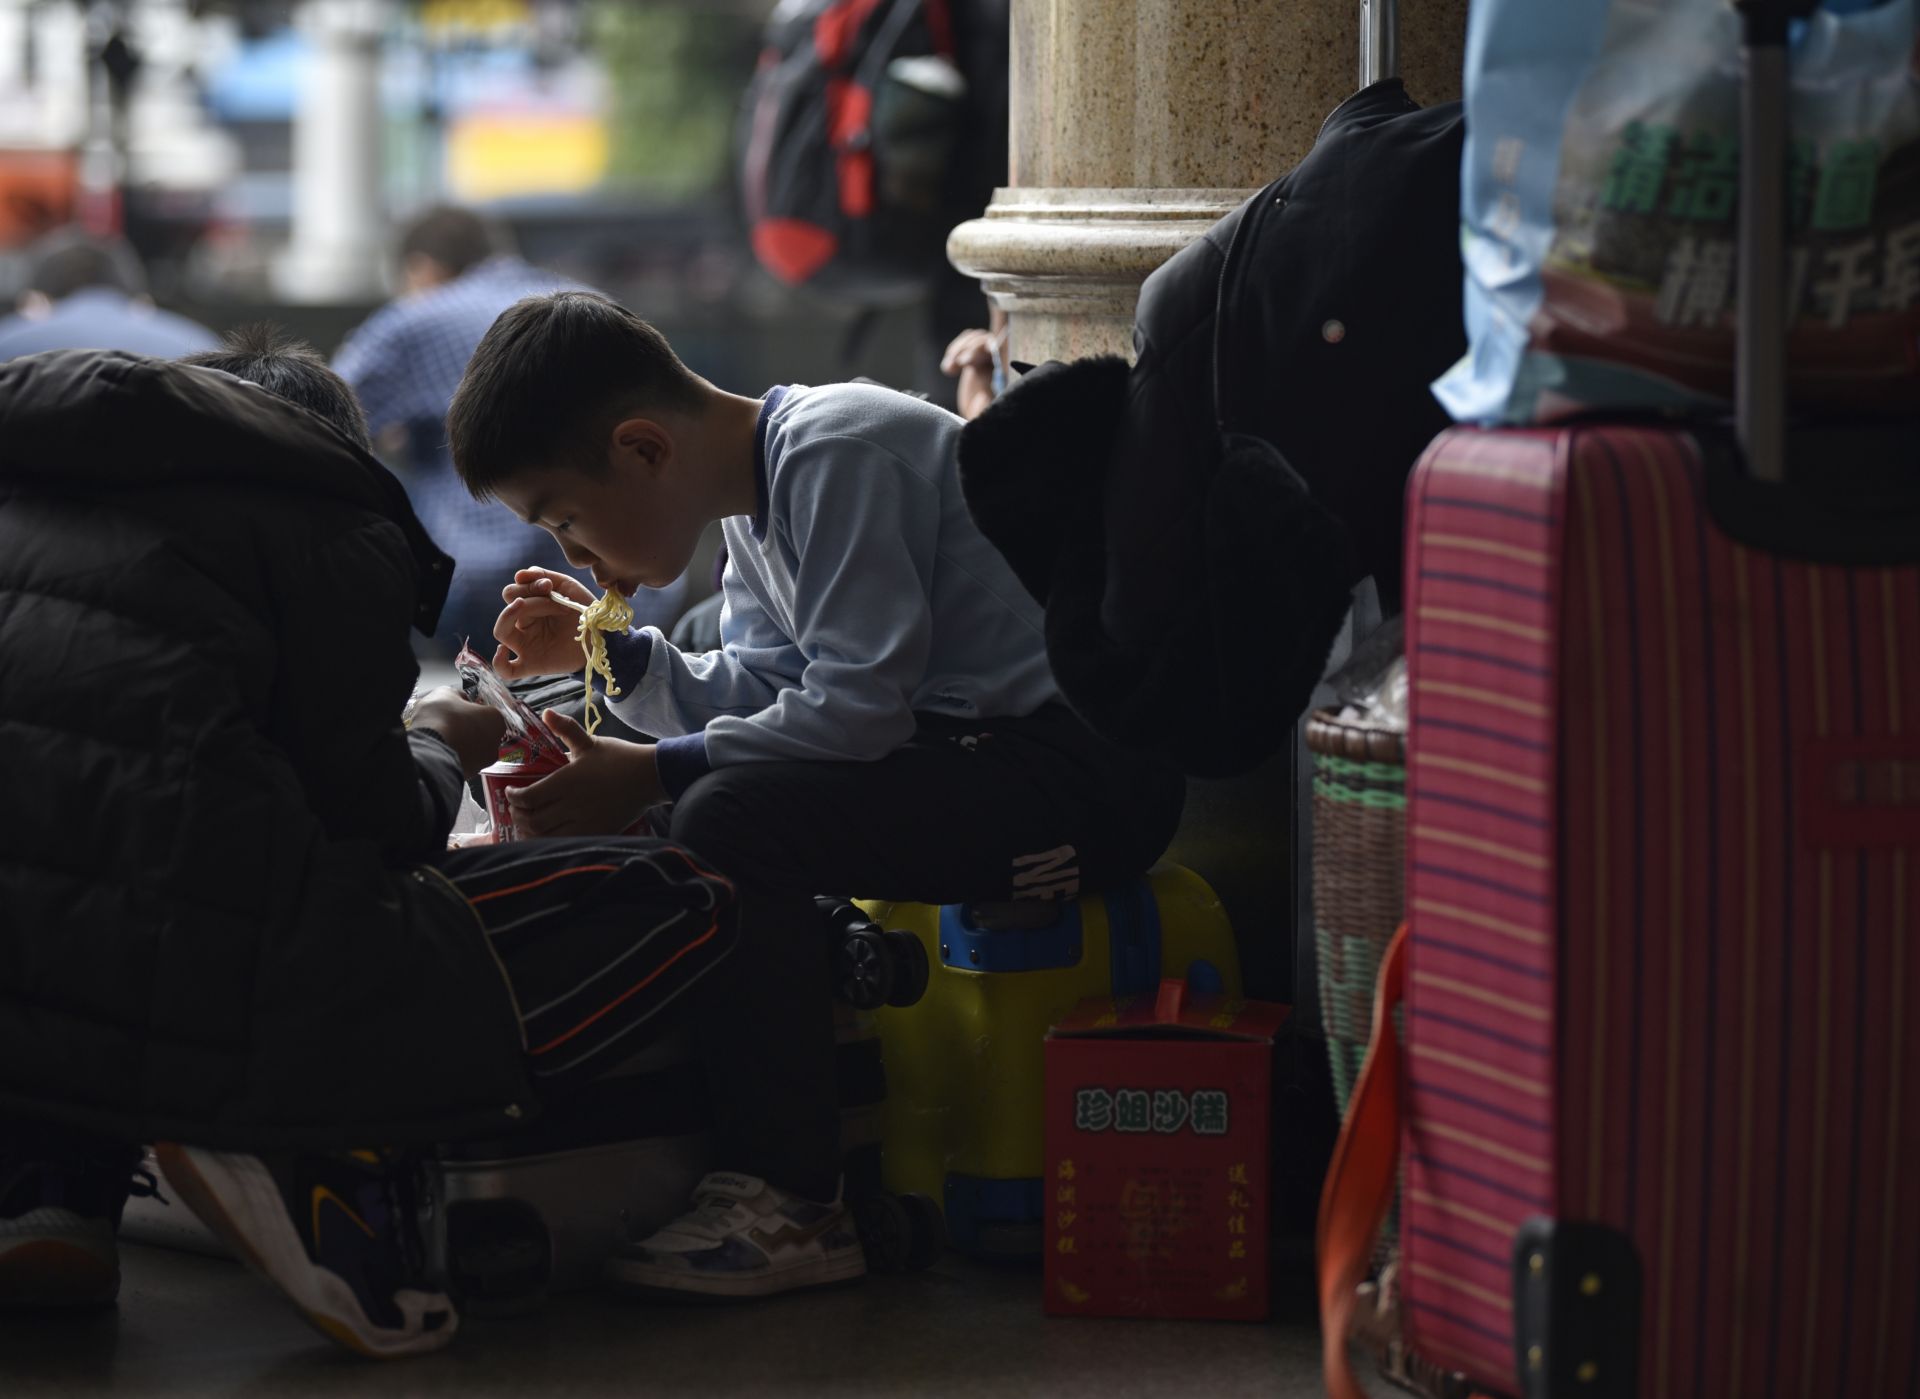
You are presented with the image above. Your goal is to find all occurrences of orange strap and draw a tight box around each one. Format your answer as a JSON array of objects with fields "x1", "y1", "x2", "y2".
[{"x1": 1318, "y1": 921, "x2": 1410, "y2": 1399}]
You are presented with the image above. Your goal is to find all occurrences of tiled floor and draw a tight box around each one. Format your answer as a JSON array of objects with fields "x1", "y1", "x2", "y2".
[{"x1": 0, "y1": 1242, "x2": 1389, "y2": 1397}]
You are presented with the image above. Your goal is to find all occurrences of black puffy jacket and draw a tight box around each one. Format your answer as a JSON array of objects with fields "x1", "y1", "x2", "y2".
[
  {"x1": 0, "y1": 350, "x2": 534, "y2": 1151},
  {"x1": 960, "y1": 81, "x2": 1464, "y2": 777}
]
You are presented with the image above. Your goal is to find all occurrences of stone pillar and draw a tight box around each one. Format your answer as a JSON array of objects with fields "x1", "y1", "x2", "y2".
[
  {"x1": 948, "y1": 0, "x2": 1467, "y2": 365},
  {"x1": 0, "y1": 3, "x2": 30, "y2": 111},
  {"x1": 275, "y1": 0, "x2": 388, "y2": 303}
]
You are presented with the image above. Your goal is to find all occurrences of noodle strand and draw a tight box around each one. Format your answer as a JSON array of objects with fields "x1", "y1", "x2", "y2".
[{"x1": 553, "y1": 588, "x2": 634, "y2": 736}]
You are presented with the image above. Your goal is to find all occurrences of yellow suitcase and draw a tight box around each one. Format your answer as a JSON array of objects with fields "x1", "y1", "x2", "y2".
[{"x1": 862, "y1": 862, "x2": 1238, "y2": 1256}]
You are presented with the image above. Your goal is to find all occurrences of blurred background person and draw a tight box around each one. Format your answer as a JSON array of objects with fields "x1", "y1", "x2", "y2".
[
  {"x1": 0, "y1": 0, "x2": 1007, "y2": 646},
  {"x1": 334, "y1": 204, "x2": 686, "y2": 652},
  {"x1": 0, "y1": 227, "x2": 217, "y2": 360}
]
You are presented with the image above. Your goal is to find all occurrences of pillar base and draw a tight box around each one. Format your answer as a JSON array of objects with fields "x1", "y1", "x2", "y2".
[{"x1": 947, "y1": 185, "x2": 1250, "y2": 365}]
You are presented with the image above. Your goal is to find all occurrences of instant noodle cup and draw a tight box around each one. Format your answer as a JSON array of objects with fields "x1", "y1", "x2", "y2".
[{"x1": 482, "y1": 752, "x2": 565, "y2": 843}]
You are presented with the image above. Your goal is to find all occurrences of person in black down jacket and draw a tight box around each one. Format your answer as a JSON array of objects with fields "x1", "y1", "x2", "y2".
[
  {"x1": 0, "y1": 330, "x2": 738, "y2": 1358},
  {"x1": 957, "y1": 79, "x2": 1465, "y2": 779}
]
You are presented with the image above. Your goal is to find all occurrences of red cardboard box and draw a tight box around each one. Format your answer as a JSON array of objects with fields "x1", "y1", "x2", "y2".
[{"x1": 1043, "y1": 979, "x2": 1288, "y2": 1322}]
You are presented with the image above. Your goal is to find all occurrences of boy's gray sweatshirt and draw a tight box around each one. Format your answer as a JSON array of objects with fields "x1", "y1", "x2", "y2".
[{"x1": 602, "y1": 383, "x2": 1063, "y2": 796}]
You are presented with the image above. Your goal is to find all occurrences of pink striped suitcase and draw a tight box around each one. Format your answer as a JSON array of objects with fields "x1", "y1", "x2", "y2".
[
  {"x1": 1385, "y1": 421, "x2": 1920, "y2": 1398},
  {"x1": 1328, "y1": 2, "x2": 1920, "y2": 1389},
  {"x1": 1320, "y1": 5, "x2": 1920, "y2": 1393}
]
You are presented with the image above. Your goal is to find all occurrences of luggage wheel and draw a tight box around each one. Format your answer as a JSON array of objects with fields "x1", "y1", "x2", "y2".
[
  {"x1": 854, "y1": 1190, "x2": 944, "y2": 1274},
  {"x1": 833, "y1": 921, "x2": 929, "y2": 1011}
]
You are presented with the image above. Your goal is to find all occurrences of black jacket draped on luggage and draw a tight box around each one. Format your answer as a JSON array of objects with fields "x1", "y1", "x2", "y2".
[
  {"x1": 958, "y1": 81, "x2": 1465, "y2": 778},
  {"x1": 0, "y1": 350, "x2": 534, "y2": 1150}
]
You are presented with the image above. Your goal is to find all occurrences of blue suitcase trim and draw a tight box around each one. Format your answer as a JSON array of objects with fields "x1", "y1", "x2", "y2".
[
  {"x1": 935, "y1": 877, "x2": 1170, "y2": 997},
  {"x1": 937, "y1": 901, "x2": 1085, "y2": 973},
  {"x1": 943, "y1": 1174, "x2": 1045, "y2": 1253},
  {"x1": 1105, "y1": 877, "x2": 1161, "y2": 996}
]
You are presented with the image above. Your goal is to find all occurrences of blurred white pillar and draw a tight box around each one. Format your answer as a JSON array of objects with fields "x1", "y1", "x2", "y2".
[
  {"x1": 275, "y1": 0, "x2": 388, "y2": 303},
  {"x1": 30, "y1": 1, "x2": 91, "y2": 146},
  {"x1": 122, "y1": 0, "x2": 242, "y2": 192},
  {"x1": 0, "y1": 2, "x2": 27, "y2": 94}
]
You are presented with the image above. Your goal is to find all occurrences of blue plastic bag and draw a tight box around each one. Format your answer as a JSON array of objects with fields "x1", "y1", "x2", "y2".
[{"x1": 1435, "y1": 0, "x2": 1920, "y2": 425}]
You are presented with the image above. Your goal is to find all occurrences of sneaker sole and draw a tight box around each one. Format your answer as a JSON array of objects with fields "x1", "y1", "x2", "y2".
[
  {"x1": 0, "y1": 1237, "x2": 119, "y2": 1308},
  {"x1": 603, "y1": 1244, "x2": 868, "y2": 1302},
  {"x1": 152, "y1": 1144, "x2": 456, "y2": 1360}
]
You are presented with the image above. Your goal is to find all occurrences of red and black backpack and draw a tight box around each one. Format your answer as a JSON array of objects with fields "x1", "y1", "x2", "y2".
[{"x1": 737, "y1": 0, "x2": 966, "y2": 302}]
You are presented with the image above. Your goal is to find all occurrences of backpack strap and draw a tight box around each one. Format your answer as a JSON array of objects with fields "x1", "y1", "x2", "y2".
[
  {"x1": 1318, "y1": 921, "x2": 1507, "y2": 1399},
  {"x1": 855, "y1": 0, "x2": 926, "y2": 93},
  {"x1": 826, "y1": 0, "x2": 923, "y2": 245}
]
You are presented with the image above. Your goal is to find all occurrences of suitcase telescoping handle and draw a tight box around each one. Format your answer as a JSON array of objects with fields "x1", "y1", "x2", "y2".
[
  {"x1": 1359, "y1": 0, "x2": 1397, "y2": 88},
  {"x1": 1733, "y1": 0, "x2": 1815, "y2": 485}
]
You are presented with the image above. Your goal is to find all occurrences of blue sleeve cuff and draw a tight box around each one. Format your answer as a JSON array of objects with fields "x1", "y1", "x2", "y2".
[
  {"x1": 603, "y1": 627, "x2": 655, "y2": 693},
  {"x1": 654, "y1": 731, "x2": 712, "y2": 800}
]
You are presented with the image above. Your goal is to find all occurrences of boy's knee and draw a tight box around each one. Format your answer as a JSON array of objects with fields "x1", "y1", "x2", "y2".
[{"x1": 667, "y1": 767, "x2": 773, "y2": 873}]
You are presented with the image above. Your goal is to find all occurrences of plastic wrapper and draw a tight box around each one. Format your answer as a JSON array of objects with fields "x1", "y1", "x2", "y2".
[
  {"x1": 452, "y1": 642, "x2": 570, "y2": 767},
  {"x1": 449, "y1": 785, "x2": 492, "y2": 845},
  {"x1": 1437, "y1": 0, "x2": 1920, "y2": 424},
  {"x1": 1324, "y1": 616, "x2": 1408, "y2": 734},
  {"x1": 1337, "y1": 658, "x2": 1407, "y2": 733}
]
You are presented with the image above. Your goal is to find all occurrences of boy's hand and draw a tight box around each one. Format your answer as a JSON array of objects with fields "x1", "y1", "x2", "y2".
[
  {"x1": 492, "y1": 568, "x2": 597, "y2": 680},
  {"x1": 409, "y1": 688, "x2": 507, "y2": 778},
  {"x1": 507, "y1": 710, "x2": 666, "y2": 837}
]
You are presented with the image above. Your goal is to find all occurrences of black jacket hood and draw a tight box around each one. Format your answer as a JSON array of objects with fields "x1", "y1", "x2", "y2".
[
  {"x1": 0, "y1": 347, "x2": 534, "y2": 1150},
  {"x1": 0, "y1": 349, "x2": 453, "y2": 636}
]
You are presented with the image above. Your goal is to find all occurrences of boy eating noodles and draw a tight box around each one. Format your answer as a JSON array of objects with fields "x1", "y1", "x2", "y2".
[{"x1": 448, "y1": 291, "x2": 1186, "y2": 1300}]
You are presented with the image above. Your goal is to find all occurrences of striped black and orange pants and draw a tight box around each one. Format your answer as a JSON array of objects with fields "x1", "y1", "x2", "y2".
[{"x1": 432, "y1": 839, "x2": 736, "y2": 1092}]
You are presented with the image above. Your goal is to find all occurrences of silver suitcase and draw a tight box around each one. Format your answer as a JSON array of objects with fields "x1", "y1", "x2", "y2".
[{"x1": 123, "y1": 1011, "x2": 937, "y2": 1310}]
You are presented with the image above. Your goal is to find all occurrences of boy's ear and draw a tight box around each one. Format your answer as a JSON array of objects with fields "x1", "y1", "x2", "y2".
[{"x1": 609, "y1": 416, "x2": 673, "y2": 475}]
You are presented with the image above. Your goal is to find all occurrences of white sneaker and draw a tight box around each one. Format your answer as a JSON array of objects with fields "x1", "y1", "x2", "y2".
[
  {"x1": 604, "y1": 1172, "x2": 867, "y2": 1300},
  {"x1": 154, "y1": 1144, "x2": 456, "y2": 1359}
]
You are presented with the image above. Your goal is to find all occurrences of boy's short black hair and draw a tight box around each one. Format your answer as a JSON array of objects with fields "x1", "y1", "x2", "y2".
[
  {"x1": 447, "y1": 291, "x2": 706, "y2": 501},
  {"x1": 179, "y1": 324, "x2": 371, "y2": 450},
  {"x1": 400, "y1": 205, "x2": 507, "y2": 279},
  {"x1": 26, "y1": 228, "x2": 148, "y2": 300}
]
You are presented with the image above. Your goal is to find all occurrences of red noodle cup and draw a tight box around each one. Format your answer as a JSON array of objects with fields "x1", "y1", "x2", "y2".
[{"x1": 482, "y1": 753, "x2": 565, "y2": 843}]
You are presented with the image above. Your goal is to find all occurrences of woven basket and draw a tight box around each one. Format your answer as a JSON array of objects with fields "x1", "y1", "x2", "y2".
[{"x1": 1306, "y1": 709, "x2": 1407, "y2": 1117}]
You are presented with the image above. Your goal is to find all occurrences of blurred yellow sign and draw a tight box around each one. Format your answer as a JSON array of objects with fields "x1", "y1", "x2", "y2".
[
  {"x1": 421, "y1": 0, "x2": 530, "y2": 36},
  {"x1": 447, "y1": 113, "x2": 609, "y2": 201}
]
